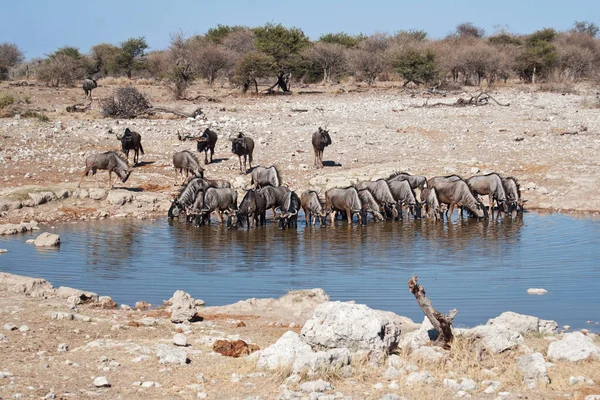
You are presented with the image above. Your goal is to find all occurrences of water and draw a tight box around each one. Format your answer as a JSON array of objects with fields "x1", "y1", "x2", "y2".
[{"x1": 1, "y1": 213, "x2": 599, "y2": 331}]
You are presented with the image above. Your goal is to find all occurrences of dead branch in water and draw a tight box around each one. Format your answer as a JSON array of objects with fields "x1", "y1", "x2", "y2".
[
  {"x1": 408, "y1": 275, "x2": 458, "y2": 349},
  {"x1": 415, "y1": 91, "x2": 510, "y2": 108}
]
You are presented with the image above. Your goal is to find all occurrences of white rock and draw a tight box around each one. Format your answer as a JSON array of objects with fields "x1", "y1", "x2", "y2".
[
  {"x1": 569, "y1": 375, "x2": 594, "y2": 386},
  {"x1": 527, "y1": 288, "x2": 548, "y2": 295},
  {"x1": 301, "y1": 301, "x2": 406, "y2": 361},
  {"x1": 51, "y1": 312, "x2": 73, "y2": 320},
  {"x1": 173, "y1": 333, "x2": 188, "y2": 346},
  {"x1": 170, "y1": 290, "x2": 197, "y2": 323},
  {"x1": 0, "y1": 371, "x2": 13, "y2": 378},
  {"x1": 18, "y1": 325, "x2": 30, "y2": 332},
  {"x1": 584, "y1": 395, "x2": 600, "y2": 400},
  {"x1": 460, "y1": 378, "x2": 477, "y2": 391},
  {"x1": 106, "y1": 190, "x2": 133, "y2": 205},
  {"x1": 517, "y1": 352, "x2": 550, "y2": 388},
  {"x1": 57, "y1": 343, "x2": 68, "y2": 352},
  {"x1": 388, "y1": 381, "x2": 400, "y2": 390},
  {"x1": 463, "y1": 324, "x2": 523, "y2": 353},
  {"x1": 33, "y1": 232, "x2": 60, "y2": 247},
  {"x1": 93, "y1": 376, "x2": 110, "y2": 387},
  {"x1": 410, "y1": 346, "x2": 447, "y2": 362},
  {"x1": 482, "y1": 380, "x2": 501, "y2": 394},
  {"x1": 299, "y1": 379, "x2": 332, "y2": 393},
  {"x1": 486, "y1": 311, "x2": 557, "y2": 334},
  {"x1": 443, "y1": 378, "x2": 460, "y2": 391},
  {"x1": 156, "y1": 344, "x2": 188, "y2": 364},
  {"x1": 141, "y1": 381, "x2": 159, "y2": 388},
  {"x1": 548, "y1": 332, "x2": 600, "y2": 362},
  {"x1": 405, "y1": 371, "x2": 434, "y2": 385}
]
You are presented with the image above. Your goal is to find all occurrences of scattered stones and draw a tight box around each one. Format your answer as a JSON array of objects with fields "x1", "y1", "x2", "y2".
[
  {"x1": 212, "y1": 339, "x2": 259, "y2": 357},
  {"x1": 548, "y1": 332, "x2": 600, "y2": 362},
  {"x1": 141, "y1": 381, "x2": 161, "y2": 388},
  {"x1": 405, "y1": 371, "x2": 434, "y2": 385},
  {"x1": 33, "y1": 232, "x2": 60, "y2": 247},
  {"x1": 0, "y1": 222, "x2": 36, "y2": 236},
  {"x1": 569, "y1": 375, "x2": 594, "y2": 386},
  {"x1": 482, "y1": 380, "x2": 501, "y2": 394},
  {"x1": 93, "y1": 376, "x2": 110, "y2": 387},
  {"x1": 0, "y1": 371, "x2": 13, "y2": 379},
  {"x1": 51, "y1": 311, "x2": 74, "y2": 320}
]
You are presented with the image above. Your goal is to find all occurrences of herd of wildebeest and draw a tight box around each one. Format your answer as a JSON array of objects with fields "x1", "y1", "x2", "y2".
[{"x1": 77, "y1": 125, "x2": 525, "y2": 229}]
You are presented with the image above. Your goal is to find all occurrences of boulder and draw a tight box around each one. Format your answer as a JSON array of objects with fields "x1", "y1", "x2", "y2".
[
  {"x1": 462, "y1": 324, "x2": 523, "y2": 353},
  {"x1": 547, "y1": 332, "x2": 600, "y2": 362},
  {"x1": 88, "y1": 188, "x2": 107, "y2": 200},
  {"x1": 0, "y1": 222, "x2": 35, "y2": 236},
  {"x1": 299, "y1": 379, "x2": 333, "y2": 393},
  {"x1": 410, "y1": 346, "x2": 447, "y2": 363},
  {"x1": 156, "y1": 344, "x2": 189, "y2": 364},
  {"x1": 106, "y1": 190, "x2": 134, "y2": 205},
  {"x1": 0, "y1": 199, "x2": 22, "y2": 212},
  {"x1": 517, "y1": 352, "x2": 550, "y2": 388},
  {"x1": 93, "y1": 376, "x2": 110, "y2": 387},
  {"x1": 170, "y1": 290, "x2": 197, "y2": 323},
  {"x1": 397, "y1": 317, "x2": 436, "y2": 350},
  {"x1": 28, "y1": 191, "x2": 57, "y2": 206},
  {"x1": 56, "y1": 286, "x2": 98, "y2": 303},
  {"x1": 0, "y1": 272, "x2": 55, "y2": 297},
  {"x1": 301, "y1": 301, "x2": 405, "y2": 360},
  {"x1": 34, "y1": 232, "x2": 60, "y2": 247},
  {"x1": 486, "y1": 312, "x2": 557, "y2": 335},
  {"x1": 212, "y1": 339, "x2": 259, "y2": 357},
  {"x1": 54, "y1": 189, "x2": 70, "y2": 200},
  {"x1": 405, "y1": 371, "x2": 434, "y2": 386},
  {"x1": 173, "y1": 334, "x2": 188, "y2": 347},
  {"x1": 256, "y1": 331, "x2": 350, "y2": 375}
]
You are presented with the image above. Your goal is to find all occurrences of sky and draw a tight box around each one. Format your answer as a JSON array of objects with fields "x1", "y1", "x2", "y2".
[{"x1": 3, "y1": 0, "x2": 600, "y2": 60}]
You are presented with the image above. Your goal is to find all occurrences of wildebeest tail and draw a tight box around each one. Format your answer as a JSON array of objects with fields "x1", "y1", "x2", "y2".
[{"x1": 139, "y1": 142, "x2": 144, "y2": 155}]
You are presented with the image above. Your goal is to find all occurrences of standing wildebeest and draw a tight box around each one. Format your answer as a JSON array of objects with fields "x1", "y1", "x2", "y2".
[
  {"x1": 172, "y1": 150, "x2": 204, "y2": 185},
  {"x1": 357, "y1": 189, "x2": 385, "y2": 224},
  {"x1": 420, "y1": 187, "x2": 442, "y2": 220},
  {"x1": 257, "y1": 185, "x2": 291, "y2": 219},
  {"x1": 325, "y1": 187, "x2": 364, "y2": 224},
  {"x1": 278, "y1": 191, "x2": 301, "y2": 229},
  {"x1": 78, "y1": 151, "x2": 132, "y2": 189},
  {"x1": 168, "y1": 177, "x2": 222, "y2": 219},
  {"x1": 196, "y1": 128, "x2": 218, "y2": 164},
  {"x1": 466, "y1": 173, "x2": 508, "y2": 216},
  {"x1": 231, "y1": 133, "x2": 254, "y2": 174},
  {"x1": 312, "y1": 127, "x2": 332, "y2": 168},
  {"x1": 119, "y1": 128, "x2": 144, "y2": 165},
  {"x1": 388, "y1": 180, "x2": 421, "y2": 219},
  {"x1": 502, "y1": 176, "x2": 525, "y2": 216},
  {"x1": 251, "y1": 166, "x2": 280, "y2": 188},
  {"x1": 430, "y1": 180, "x2": 485, "y2": 219},
  {"x1": 193, "y1": 187, "x2": 238, "y2": 225},
  {"x1": 83, "y1": 78, "x2": 97, "y2": 97},
  {"x1": 355, "y1": 179, "x2": 398, "y2": 219},
  {"x1": 230, "y1": 189, "x2": 267, "y2": 228},
  {"x1": 387, "y1": 172, "x2": 427, "y2": 191},
  {"x1": 300, "y1": 190, "x2": 327, "y2": 226}
]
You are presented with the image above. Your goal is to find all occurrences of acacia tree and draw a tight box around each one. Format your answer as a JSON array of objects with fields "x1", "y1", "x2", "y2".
[
  {"x1": 348, "y1": 33, "x2": 390, "y2": 85},
  {"x1": 37, "y1": 46, "x2": 89, "y2": 87},
  {"x1": 190, "y1": 40, "x2": 231, "y2": 85},
  {"x1": 115, "y1": 37, "x2": 148, "y2": 78},
  {"x1": 252, "y1": 23, "x2": 310, "y2": 91},
  {"x1": 233, "y1": 51, "x2": 275, "y2": 94},
  {"x1": 90, "y1": 43, "x2": 121, "y2": 76},
  {"x1": 0, "y1": 43, "x2": 24, "y2": 80},
  {"x1": 305, "y1": 42, "x2": 346, "y2": 83},
  {"x1": 516, "y1": 28, "x2": 558, "y2": 83}
]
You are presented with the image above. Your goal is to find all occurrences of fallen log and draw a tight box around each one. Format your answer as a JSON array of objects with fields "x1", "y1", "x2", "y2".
[
  {"x1": 408, "y1": 275, "x2": 458, "y2": 349},
  {"x1": 416, "y1": 91, "x2": 510, "y2": 108},
  {"x1": 136, "y1": 107, "x2": 205, "y2": 119}
]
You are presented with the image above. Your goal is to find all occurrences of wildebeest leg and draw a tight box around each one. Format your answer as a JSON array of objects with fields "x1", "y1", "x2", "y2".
[
  {"x1": 345, "y1": 207, "x2": 352, "y2": 224},
  {"x1": 319, "y1": 150, "x2": 324, "y2": 168},
  {"x1": 78, "y1": 167, "x2": 92, "y2": 188},
  {"x1": 107, "y1": 170, "x2": 113, "y2": 189},
  {"x1": 204, "y1": 150, "x2": 209, "y2": 165},
  {"x1": 210, "y1": 148, "x2": 214, "y2": 163},
  {"x1": 329, "y1": 210, "x2": 336, "y2": 225},
  {"x1": 313, "y1": 148, "x2": 319, "y2": 168},
  {"x1": 238, "y1": 156, "x2": 243, "y2": 174},
  {"x1": 448, "y1": 203, "x2": 455, "y2": 219}
]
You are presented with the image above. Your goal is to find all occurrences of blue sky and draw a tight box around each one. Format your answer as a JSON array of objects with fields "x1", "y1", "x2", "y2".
[{"x1": 3, "y1": 0, "x2": 599, "y2": 60}]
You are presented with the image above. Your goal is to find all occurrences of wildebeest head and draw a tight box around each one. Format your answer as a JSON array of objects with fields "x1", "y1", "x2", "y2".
[
  {"x1": 121, "y1": 168, "x2": 133, "y2": 183},
  {"x1": 318, "y1": 127, "x2": 332, "y2": 146},
  {"x1": 168, "y1": 199, "x2": 182, "y2": 219},
  {"x1": 231, "y1": 137, "x2": 247, "y2": 154}
]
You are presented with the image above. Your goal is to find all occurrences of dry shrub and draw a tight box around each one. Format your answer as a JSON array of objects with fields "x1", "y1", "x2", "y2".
[
  {"x1": 0, "y1": 92, "x2": 15, "y2": 109},
  {"x1": 135, "y1": 78, "x2": 155, "y2": 86},
  {"x1": 101, "y1": 76, "x2": 131, "y2": 86},
  {"x1": 100, "y1": 86, "x2": 150, "y2": 118},
  {"x1": 537, "y1": 71, "x2": 579, "y2": 94}
]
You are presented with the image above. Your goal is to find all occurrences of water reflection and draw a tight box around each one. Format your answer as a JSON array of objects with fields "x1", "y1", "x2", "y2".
[{"x1": 0, "y1": 213, "x2": 598, "y2": 331}]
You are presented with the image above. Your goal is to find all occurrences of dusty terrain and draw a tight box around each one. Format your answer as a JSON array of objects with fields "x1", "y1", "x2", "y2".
[
  {"x1": 1, "y1": 80, "x2": 600, "y2": 224},
  {"x1": 1, "y1": 81, "x2": 600, "y2": 400}
]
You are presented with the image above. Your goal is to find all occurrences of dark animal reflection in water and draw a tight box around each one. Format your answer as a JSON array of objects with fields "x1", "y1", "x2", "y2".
[{"x1": 0, "y1": 213, "x2": 599, "y2": 331}]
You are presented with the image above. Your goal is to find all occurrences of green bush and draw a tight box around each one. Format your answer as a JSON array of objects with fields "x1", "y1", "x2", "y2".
[{"x1": 393, "y1": 49, "x2": 438, "y2": 85}]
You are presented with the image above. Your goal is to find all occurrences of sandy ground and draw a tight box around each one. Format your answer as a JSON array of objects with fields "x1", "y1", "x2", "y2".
[{"x1": 1, "y1": 81, "x2": 600, "y2": 399}]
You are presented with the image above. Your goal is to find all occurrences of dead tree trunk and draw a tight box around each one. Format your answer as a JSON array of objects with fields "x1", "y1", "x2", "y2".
[
  {"x1": 136, "y1": 107, "x2": 205, "y2": 119},
  {"x1": 408, "y1": 275, "x2": 458, "y2": 349}
]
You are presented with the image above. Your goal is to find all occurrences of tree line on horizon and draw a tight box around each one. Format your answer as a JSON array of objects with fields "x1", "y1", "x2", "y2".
[{"x1": 1, "y1": 21, "x2": 599, "y2": 97}]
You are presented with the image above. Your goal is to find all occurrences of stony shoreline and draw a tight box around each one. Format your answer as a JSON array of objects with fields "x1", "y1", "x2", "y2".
[{"x1": 0, "y1": 270, "x2": 599, "y2": 399}]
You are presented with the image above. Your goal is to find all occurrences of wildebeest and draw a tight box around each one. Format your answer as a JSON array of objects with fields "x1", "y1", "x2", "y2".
[
  {"x1": 429, "y1": 180, "x2": 485, "y2": 219},
  {"x1": 420, "y1": 187, "x2": 441, "y2": 220},
  {"x1": 119, "y1": 128, "x2": 144, "y2": 165},
  {"x1": 388, "y1": 180, "x2": 421, "y2": 219},
  {"x1": 257, "y1": 185, "x2": 291, "y2": 219},
  {"x1": 387, "y1": 172, "x2": 427, "y2": 191},
  {"x1": 357, "y1": 189, "x2": 385, "y2": 224},
  {"x1": 312, "y1": 127, "x2": 332, "y2": 168},
  {"x1": 466, "y1": 173, "x2": 508, "y2": 216},
  {"x1": 355, "y1": 179, "x2": 398, "y2": 219},
  {"x1": 196, "y1": 128, "x2": 218, "y2": 164},
  {"x1": 193, "y1": 187, "x2": 238, "y2": 225},
  {"x1": 300, "y1": 190, "x2": 327, "y2": 226},
  {"x1": 427, "y1": 174, "x2": 463, "y2": 188},
  {"x1": 168, "y1": 177, "x2": 223, "y2": 219},
  {"x1": 78, "y1": 151, "x2": 132, "y2": 189},
  {"x1": 172, "y1": 150, "x2": 204, "y2": 185},
  {"x1": 278, "y1": 191, "x2": 301, "y2": 229},
  {"x1": 231, "y1": 133, "x2": 254, "y2": 174},
  {"x1": 501, "y1": 176, "x2": 525, "y2": 216},
  {"x1": 251, "y1": 166, "x2": 280, "y2": 188},
  {"x1": 83, "y1": 78, "x2": 97, "y2": 97},
  {"x1": 325, "y1": 187, "x2": 364, "y2": 224},
  {"x1": 231, "y1": 189, "x2": 267, "y2": 228}
]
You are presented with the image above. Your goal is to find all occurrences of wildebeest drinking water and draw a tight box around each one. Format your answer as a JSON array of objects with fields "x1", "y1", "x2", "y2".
[
  {"x1": 83, "y1": 78, "x2": 97, "y2": 98},
  {"x1": 192, "y1": 187, "x2": 238, "y2": 226},
  {"x1": 172, "y1": 150, "x2": 204, "y2": 185},
  {"x1": 196, "y1": 128, "x2": 218, "y2": 164},
  {"x1": 168, "y1": 177, "x2": 215, "y2": 219},
  {"x1": 429, "y1": 179, "x2": 485, "y2": 219},
  {"x1": 466, "y1": 173, "x2": 508, "y2": 216},
  {"x1": 231, "y1": 133, "x2": 254, "y2": 174},
  {"x1": 501, "y1": 176, "x2": 525, "y2": 216},
  {"x1": 251, "y1": 166, "x2": 280, "y2": 188},
  {"x1": 230, "y1": 189, "x2": 267, "y2": 229},
  {"x1": 278, "y1": 191, "x2": 301, "y2": 229},
  {"x1": 388, "y1": 180, "x2": 421, "y2": 219},
  {"x1": 300, "y1": 190, "x2": 327, "y2": 226},
  {"x1": 119, "y1": 128, "x2": 144, "y2": 165},
  {"x1": 78, "y1": 151, "x2": 132, "y2": 189},
  {"x1": 312, "y1": 127, "x2": 332, "y2": 168},
  {"x1": 420, "y1": 187, "x2": 442, "y2": 220},
  {"x1": 257, "y1": 185, "x2": 291, "y2": 220},
  {"x1": 357, "y1": 189, "x2": 385, "y2": 224},
  {"x1": 387, "y1": 172, "x2": 427, "y2": 191},
  {"x1": 325, "y1": 187, "x2": 364, "y2": 224},
  {"x1": 355, "y1": 179, "x2": 398, "y2": 220}
]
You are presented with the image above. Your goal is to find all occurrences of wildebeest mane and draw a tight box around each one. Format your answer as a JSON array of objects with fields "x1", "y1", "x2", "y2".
[
  {"x1": 386, "y1": 171, "x2": 411, "y2": 180},
  {"x1": 504, "y1": 176, "x2": 521, "y2": 198},
  {"x1": 182, "y1": 150, "x2": 200, "y2": 165}
]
